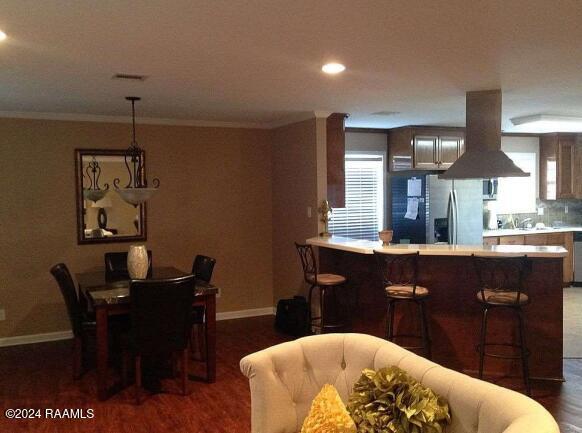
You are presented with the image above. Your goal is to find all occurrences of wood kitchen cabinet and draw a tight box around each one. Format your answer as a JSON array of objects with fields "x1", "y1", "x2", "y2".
[
  {"x1": 498, "y1": 235, "x2": 525, "y2": 245},
  {"x1": 483, "y1": 232, "x2": 574, "y2": 284},
  {"x1": 540, "y1": 133, "x2": 582, "y2": 200},
  {"x1": 388, "y1": 127, "x2": 465, "y2": 171},
  {"x1": 526, "y1": 232, "x2": 573, "y2": 283},
  {"x1": 326, "y1": 113, "x2": 348, "y2": 208},
  {"x1": 483, "y1": 237, "x2": 499, "y2": 246}
]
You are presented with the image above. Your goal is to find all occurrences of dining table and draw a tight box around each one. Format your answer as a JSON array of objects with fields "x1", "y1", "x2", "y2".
[{"x1": 77, "y1": 266, "x2": 218, "y2": 401}]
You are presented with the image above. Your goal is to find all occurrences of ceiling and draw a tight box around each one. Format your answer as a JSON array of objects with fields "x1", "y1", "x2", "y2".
[{"x1": 2, "y1": 0, "x2": 582, "y2": 130}]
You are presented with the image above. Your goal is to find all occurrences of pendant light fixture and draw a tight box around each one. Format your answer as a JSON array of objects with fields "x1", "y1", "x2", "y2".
[
  {"x1": 114, "y1": 96, "x2": 159, "y2": 206},
  {"x1": 83, "y1": 156, "x2": 109, "y2": 203}
]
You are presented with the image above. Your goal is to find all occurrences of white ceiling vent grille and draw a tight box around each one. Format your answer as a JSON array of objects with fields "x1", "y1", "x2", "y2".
[{"x1": 371, "y1": 111, "x2": 400, "y2": 116}]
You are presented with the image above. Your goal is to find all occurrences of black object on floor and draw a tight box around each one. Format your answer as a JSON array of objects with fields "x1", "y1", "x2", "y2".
[{"x1": 275, "y1": 296, "x2": 310, "y2": 336}]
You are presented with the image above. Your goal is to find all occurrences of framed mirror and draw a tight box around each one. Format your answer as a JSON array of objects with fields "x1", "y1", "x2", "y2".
[{"x1": 75, "y1": 149, "x2": 147, "y2": 244}]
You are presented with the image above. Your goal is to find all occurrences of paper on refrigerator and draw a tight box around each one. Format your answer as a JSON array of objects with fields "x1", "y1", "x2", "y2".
[
  {"x1": 407, "y1": 178, "x2": 422, "y2": 196},
  {"x1": 404, "y1": 198, "x2": 419, "y2": 220}
]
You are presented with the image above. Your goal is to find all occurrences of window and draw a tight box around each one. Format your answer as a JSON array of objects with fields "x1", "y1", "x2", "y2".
[
  {"x1": 496, "y1": 152, "x2": 537, "y2": 214},
  {"x1": 329, "y1": 154, "x2": 384, "y2": 240}
]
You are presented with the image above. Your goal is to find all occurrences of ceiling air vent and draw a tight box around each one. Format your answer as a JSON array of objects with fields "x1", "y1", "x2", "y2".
[
  {"x1": 112, "y1": 73, "x2": 148, "y2": 81},
  {"x1": 371, "y1": 111, "x2": 400, "y2": 116}
]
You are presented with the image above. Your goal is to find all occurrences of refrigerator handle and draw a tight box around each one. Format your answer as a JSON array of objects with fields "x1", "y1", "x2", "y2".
[
  {"x1": 452, "y1": 189, "x2": 459, "y2": 245},
  {"x1": 447, "y1": 191, "x2": 453, "y2": 244}
]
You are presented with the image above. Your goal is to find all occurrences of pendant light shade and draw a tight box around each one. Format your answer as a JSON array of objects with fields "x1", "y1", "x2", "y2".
[
  {"x1": 83, "y1": 156, "x2": 109, "y2": 203},
  {"x1": 114, "y1": 96, "x2": 159, "y2": 206}
]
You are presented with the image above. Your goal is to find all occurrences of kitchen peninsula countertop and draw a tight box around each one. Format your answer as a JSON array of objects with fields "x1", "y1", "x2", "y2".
[
  {"x1": 307, "y1": 236, "x2": 568, "y2": 258},
  {"x1": 483, "y1": 226, "x2": 582, "y2": 237}
]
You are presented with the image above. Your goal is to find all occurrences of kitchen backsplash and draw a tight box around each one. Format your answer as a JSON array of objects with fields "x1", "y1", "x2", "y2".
[{"x1": 495, "y1": 199, "x2": 582, "y2": 228}]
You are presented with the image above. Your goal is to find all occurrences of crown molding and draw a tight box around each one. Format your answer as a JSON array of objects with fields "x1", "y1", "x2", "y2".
[
  {"x1": 0, "y1": 110, "x2": 270, "y2": 129},
  {"x1": 265, "y1": 111, "x2": 321, "y2": 129},
  {"x1": 0, "y1": 110, "x2": 344, "y2": 130}
]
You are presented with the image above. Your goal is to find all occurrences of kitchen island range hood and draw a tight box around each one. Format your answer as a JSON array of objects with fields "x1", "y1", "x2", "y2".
[{"x1": 439, "y1": 89, "x2": 529, "y2": 179}]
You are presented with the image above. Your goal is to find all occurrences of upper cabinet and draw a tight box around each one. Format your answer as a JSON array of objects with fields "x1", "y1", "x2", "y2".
[
  {"x1": 388, "y1": 127, "x2": 465, "y2": 171},
  {"x1": 540, "y1": 133, "x2": 582, "y2": 200}
]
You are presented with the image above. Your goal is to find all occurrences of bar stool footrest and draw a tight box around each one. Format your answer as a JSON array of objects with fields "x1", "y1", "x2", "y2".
[{"x1": 477, "y1": 343, "x2": 530, "y2": 360}]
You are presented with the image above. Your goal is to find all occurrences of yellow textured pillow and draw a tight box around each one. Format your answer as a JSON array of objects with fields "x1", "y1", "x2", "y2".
[{"x1": 301, "y1": 384, "x2": 356, "y2": 433}]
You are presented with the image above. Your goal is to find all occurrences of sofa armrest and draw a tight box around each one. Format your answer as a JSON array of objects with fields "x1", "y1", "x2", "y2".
[{"x1": 240, "y1": 349, "x2": 300, "y2": 433}]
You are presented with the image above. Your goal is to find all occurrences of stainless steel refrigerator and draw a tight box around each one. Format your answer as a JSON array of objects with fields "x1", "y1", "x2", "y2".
[{"x1": 391, "y1": 173, "x2": 483, "y2": 245}]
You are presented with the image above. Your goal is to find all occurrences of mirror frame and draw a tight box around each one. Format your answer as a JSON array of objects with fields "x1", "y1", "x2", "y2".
[{"x1": 75, "y1": 148, "x2": 147, "y2": 245}]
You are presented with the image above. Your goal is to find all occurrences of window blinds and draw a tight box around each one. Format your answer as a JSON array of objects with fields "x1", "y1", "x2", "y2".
[{"x1": 329, "y1": 156, "x2": 384, "y2": 241}]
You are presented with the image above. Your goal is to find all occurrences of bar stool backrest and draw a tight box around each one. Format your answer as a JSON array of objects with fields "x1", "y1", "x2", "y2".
[
  {"x1": 295, "y1": 243, "x2": 318, "y2": 285},
  {"x1": 375, "y1": 252, "x2": 420, "y2": 297},
  {"x1": 472, "y1": 255, "x2": 529, "y2": 305}
]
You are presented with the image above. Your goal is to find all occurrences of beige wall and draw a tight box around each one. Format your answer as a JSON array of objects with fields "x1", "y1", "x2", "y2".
[
  {"x1": 271, "y1": 119, "x2": 319, "y2": 302},
  {"x1": 0, "y1": 118, "x2": 273, "y2": 338}
]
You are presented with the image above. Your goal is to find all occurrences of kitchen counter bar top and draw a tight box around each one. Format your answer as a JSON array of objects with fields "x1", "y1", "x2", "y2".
[
  {"x1": 307, "y1": 236, "x2": 568, "y2": 257},
  {"x1": 483, "y1": 226, "x2": 582, "y2": 237},
  {"x1": 314, "y1": 237, "x2": 564, "y2": 380}
]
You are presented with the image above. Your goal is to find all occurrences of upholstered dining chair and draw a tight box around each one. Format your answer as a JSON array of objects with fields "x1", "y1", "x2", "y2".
[
  {"x1": 104, "y1": 250, "x2": 152, "y2": 280},
  {"x1": 51, "y1": 263, "x2": 129, "y2": 379},
  {"x1": 191, "y1": 255, "x2": 217, "y2": 361},
  {"x1": 50, "y1": 263, "x2": 96, "y2": 379},
  {"x1": 124, "y1": 275, "x2": 195, "y2": 404}
]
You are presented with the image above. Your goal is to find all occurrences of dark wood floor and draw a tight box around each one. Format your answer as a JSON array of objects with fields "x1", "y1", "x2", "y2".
[{"x1": 0, "y1": 316, "x2": 580, "y2": 433}]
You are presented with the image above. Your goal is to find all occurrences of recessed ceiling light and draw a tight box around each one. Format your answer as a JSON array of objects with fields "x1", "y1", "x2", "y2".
[
  {"x1": 511, "y1": 114, "x2": 582, "y2": 133},
  {"x1": 0, "y1": 30, "x2": 7, "y2": 41},
  {"x1": 322, "y1": 63, "x2": 346, "y2": 74}
]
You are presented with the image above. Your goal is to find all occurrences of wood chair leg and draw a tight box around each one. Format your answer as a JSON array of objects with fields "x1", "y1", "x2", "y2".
[
  {"x1": 121, "y1": 351, "x2": 129, "y2": 388},
  {"x1": 73, "y1": 336, "x2": 83, "y2": 380},
  {"x1": 197, "y1": 324, "x2": 206, "y2": 361},
  {"x1": 181, "y1": 349, "x2": 189, "y2": 396},
  {"x1": 171, "y1": 352, "x2": 178, "y2": 378},
  {"x1": 135, "y1": 354, "x2": 142, "y2": 405},
  {"x1": 190, "y1": 327, "x2": 197, "y2": 356}
]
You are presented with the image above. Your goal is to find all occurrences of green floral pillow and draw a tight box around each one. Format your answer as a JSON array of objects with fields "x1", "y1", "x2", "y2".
[{"x1": 347, "y1": 366, "x2": 451, "y2": 433}]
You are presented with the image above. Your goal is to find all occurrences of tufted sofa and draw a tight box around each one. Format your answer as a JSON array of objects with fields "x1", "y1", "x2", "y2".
[{"x1": 240, "y1": 333, "x2": 559, "y2": 433}]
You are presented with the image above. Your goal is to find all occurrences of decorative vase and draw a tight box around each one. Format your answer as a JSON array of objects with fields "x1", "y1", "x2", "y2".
[
  {"x1": 127, "y1": 244, "x2": 148, "y2": 279},
  {"x1": 379, "y1": 230, "x2": 393, "y2": 246}
]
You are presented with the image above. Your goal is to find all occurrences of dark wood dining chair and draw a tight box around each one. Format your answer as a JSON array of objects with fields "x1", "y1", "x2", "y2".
[
  {"x1": 50, "y1": 263, "x2": 96, "y2": 379},
  {"x1": 125, "y1": 275, "x2": 195, "y2": 404},
  {"x1": 191, "y1": 255, "x2": 216, "y2": 361},
  {"x1": 104, "y1": 251, "x2": 153, "y2": 280}
]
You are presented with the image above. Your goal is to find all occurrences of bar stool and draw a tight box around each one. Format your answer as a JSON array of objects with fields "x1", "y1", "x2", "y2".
[
  {"x1": 472, "y1": 255, "x2": 531, "y2": 395},
  {"x1": 374, "y1": 251, "x2": 431, "y2": 359},
  {"x1": 295, "y1": 243, "x2": 349, "y2": 333}
]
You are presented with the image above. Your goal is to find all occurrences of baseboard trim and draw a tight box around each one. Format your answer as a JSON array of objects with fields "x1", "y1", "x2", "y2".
[
  {"x1": 0, "y1": 308, "x2": 275, "y2": 348},
  {"x1": 0, "y1": 330, "x2": 74, "y2": 348}
]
